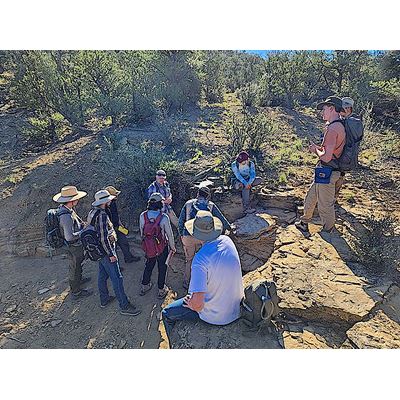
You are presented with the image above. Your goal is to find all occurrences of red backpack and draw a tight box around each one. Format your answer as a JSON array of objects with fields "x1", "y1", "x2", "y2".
[{"x1": 141, "y1": 212, "x2": 167, "y2": 258}]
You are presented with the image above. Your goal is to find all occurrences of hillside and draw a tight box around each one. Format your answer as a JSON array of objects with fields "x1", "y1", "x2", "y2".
[{"x1": 0, "y1": 93, "x2": 400, "y2": 349}]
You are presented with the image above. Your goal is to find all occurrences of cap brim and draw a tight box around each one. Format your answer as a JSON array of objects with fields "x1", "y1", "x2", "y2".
[
  {"x1": 185, "y1": 217, "x2": 223, "y2": 242},
  {"x1": 92, "y1": 195, "x2": 116, "y2": 207},
  {"x1": 53, "y1": 191, "x2": 87, "y2": 203}
]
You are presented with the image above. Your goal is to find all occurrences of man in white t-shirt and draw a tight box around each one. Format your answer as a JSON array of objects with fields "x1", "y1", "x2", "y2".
[{"x1": 161, "y1": 210, "x2": 244, "y2": 348}]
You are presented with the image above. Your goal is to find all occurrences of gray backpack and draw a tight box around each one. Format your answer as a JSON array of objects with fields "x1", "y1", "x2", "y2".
[
  {"x1": 241, "y1": 280, "x2": 280, "y2": 329},
  {"x1": 331, "y1": 117, "x2": 364, "y2": 171}
]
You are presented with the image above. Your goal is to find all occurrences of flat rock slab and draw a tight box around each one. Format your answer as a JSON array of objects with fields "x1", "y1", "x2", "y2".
[
  {"x1": 170, "y1": 319, "x2": 281, "y2": 349},
  {"x1": 346, "y1": 311, "x2": 400, "y2": 349},
  {"x1": 246, "y1": 225, "x2": 378, "y2": 323}
]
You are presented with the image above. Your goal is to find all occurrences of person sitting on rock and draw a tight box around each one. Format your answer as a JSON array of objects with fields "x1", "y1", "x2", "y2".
[
  {"x1": 147, "y1": 169, "x2": 179, "y2": 228},
  {"x1": 178, "y1": 185, "x2": 232, "y2": 290},
  {"x1": 161, "y1": 210, "x2": 244, "y2": 348},
  {"x1": 104, "y1": 185, "x2": 140, "y2": 264},
  {"x1": 88, "y1": 190, "x2": 141, "y2": 316},
  {"x1": 139, "y1": 192, "x2": 176, "y2": 299},
  {"x1": 231, "y1": 151, "x2": 263, "y2": 213},
  {"x1": 53, "y1": 185, "x2": 93, "y2": 300},
  {"x1": 295, "y1": 96, "x2": 346, "y2": 236}
]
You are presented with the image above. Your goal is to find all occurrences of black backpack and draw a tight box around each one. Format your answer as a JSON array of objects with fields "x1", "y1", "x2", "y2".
[
  {"x1": 241, "y1": 280, "x2": 280, "y2": 329},
  {"x1": 332, "y1": 117, "x2": 364, "y2": 171},
  {"x1": 80, "y1": 210, "x2": 106, "y2": 261},
  {"x1": 44, "y1": 208, "x2": 69, "y2": 249}
]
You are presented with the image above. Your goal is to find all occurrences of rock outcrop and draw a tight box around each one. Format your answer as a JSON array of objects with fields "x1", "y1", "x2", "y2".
[
  {"x1": 244, "y1": 225, "x2": 381, "y2": 324},
  {"x1": 346, "y1": 310, "x2": 400, "y2": 349}
]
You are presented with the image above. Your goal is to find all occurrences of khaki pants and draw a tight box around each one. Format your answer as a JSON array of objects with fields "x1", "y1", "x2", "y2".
[
  {"x1": 167, "y1": 209, "x2": 179, "y2": 228},
  {"x1": 334, "y1": 173, "x2": 345, "y2": 200},
  {"x1": 181, "y1": 235, "x2": 203, "y2": 285},
  {"x1": 300, "y1": 171, "x2": 341, "y2": 232}
]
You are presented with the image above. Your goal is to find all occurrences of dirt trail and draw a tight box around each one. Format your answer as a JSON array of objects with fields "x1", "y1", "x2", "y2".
[{"x1": 0, "y1": 243, "x2": 187, "y2": 349}]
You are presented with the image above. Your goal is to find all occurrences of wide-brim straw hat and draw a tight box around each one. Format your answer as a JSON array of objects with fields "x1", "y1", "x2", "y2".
[
  {"x1": 53, "y1": 186, "x2": 87, "y2": 203},
  {"x1": 104, "y1": 185, "x2": 121, "y2": 196},
  {"x1": 92, "y1": 189, "x2": 116, "y2": 207},
  {"x1": 185, "y1": 210, "x2": 223, "y2": 242}
]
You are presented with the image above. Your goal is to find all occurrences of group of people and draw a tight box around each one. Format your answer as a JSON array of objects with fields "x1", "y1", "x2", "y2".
[{"x1": 51, "y1": 95, "x2": 359, "y2": 347}]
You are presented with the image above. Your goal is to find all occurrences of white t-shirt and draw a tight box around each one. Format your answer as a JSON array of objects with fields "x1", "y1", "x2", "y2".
[{"x1": 189, "y1": 235, "x2": 244, "y2": 325}]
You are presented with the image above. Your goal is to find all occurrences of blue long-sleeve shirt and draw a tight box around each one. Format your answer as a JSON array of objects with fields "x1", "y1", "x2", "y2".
[
  {"x1": 231, "y1": 161, "x2": 256, "y2": 185},
  {"x1": 178, "y1": 197, "x2": 231, "y2": 236}
]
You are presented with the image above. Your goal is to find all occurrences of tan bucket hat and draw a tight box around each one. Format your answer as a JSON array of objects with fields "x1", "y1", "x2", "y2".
[
  {"x1": 92, "y1": 189, "x2": 116, "y2": 207},
  {"x1": 53, "y1": 186, "x2": 87, "y2": 203},
  {"x1": 104, "y1": 185, "x2": 121, "y2": 196},
  {"x1": 185, "y1": 210, "x2": 223, "y2": 242}
]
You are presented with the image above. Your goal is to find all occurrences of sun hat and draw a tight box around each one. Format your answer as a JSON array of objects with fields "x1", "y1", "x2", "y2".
[
  {"x1": 53, "y1": 186, "x2": 87, "y2": 203},
  {"x1": 185, "y1": 210, "x2": 223, "y2": 242},
  {"x1": 316, "y1": 96, "x2": 344, "y2": 111},
  {"x1": 104, "y1": 185, "x2": 121, "y2": 196},
  {"x1": 236, "y1": 151, "x2": 249, "y2": 163},
  {"x1": 342, "y1": 97, "x2": 354, "y2": 109},
  {"x1": 149, "y1": 192, "x2": 165, "y2": 202},
  {"x1": 92, "y1": 190, "x2": 116, "y2": 207}
]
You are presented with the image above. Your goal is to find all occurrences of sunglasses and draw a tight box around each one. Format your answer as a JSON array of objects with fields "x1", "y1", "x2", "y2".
[{"x1": 157, "y1": 174, "x2": 166, "y2": 178}]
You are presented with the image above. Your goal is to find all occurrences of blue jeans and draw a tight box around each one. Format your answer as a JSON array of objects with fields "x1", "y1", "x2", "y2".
[
  {"x1": 161, "y1": 297, "x2": 200, "y2": 348},
  {"x1": 98, "y1": 256, "x2": 129, "y2": 309}
]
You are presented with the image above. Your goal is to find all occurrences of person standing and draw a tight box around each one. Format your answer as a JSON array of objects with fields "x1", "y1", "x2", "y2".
[
  {"x1": 147, "y1": 169, "x2": 179, "y2": 227},
  {"x1": 53, "y1": 185, "x2": 92, "y2": 299},
  {"x1": 139, "y1": 193, "x2": 176, "y2": 299},
  {"x1": 104, "y1": 185, "x2": 140, "y2": 263},
  {"x1": 295, "y1": 96, "x2": 346, "y2": 235},
  {"x1": 88, "y1": 189, "x2": 141, "y2": 316},
  {"x1": 178, "y1": 185, "x2": 231, "y2": 290},
  {"x1": 334, "y1": 97, "x2": 356, "y2": 200}
]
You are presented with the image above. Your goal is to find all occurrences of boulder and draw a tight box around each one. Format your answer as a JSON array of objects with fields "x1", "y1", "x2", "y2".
[
  {"x1": 346, "y1": 310, "x2": 400, "y2": 349},
  {"x1": 233, "y1": 211, "x2": 277, "y2": 263},
  {"x1": 245, "y1": 225, "x2": 379, "y2": 323}
]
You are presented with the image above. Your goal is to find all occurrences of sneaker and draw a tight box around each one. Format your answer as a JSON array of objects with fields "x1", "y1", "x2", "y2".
[
  {"x1": 157, "y1": 285, "x2": 169, "y2": 299},
  {"x1": 100, "y1": 295, "x2": 116, "y2": 308},
  {"x1": 72, "y1": 289, "x2": 93, "y2": 300},
  {"x1": 295, "y1": 221, "x2": 310, "y2": 234},
  {"x1": 120, "y1": 303, "x2": 142, "y2": 316},
  {"x1": 125, "y1": 255, "x2": 141, "y2": 263},
  {"x1": 140, "y1": 282, "x2": 153, "y2": 296}
]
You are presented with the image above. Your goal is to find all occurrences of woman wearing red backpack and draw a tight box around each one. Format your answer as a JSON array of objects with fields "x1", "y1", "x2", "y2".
[{"x1": 139, "y1": 192, "x2": 176, "y2": 298}]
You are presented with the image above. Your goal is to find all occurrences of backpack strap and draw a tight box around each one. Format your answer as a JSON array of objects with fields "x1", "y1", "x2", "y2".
[{"x1": 144, "y1": 211, "x2": 163, "y2": 226}]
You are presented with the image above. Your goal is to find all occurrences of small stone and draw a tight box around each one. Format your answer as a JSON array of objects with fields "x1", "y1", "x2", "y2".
[
  {"x1": 6, "y1": 305, "x2": 17, "y2": 313},
  {"x1": 86, "y1": 325, "x2": 91, "y2": 330},
  {"x1": 50, "y1": 319, "x2": 62, "y2": 328},
  {"x1": 118, "y1": 339, "x2": 127, "y2": 349},
  {"x1": 38, "y1": 288, "x2": 50, "y2": 295}
]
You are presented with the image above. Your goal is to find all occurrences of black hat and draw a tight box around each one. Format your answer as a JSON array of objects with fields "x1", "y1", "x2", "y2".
[
  {"x1": 198, "y1": 186, "x2": 211, "y2": 196},
  {"x1": 316, "y1": 96, "x2": 344, "y2": 112}
]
